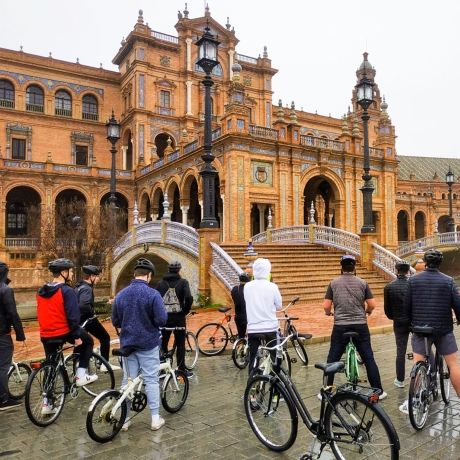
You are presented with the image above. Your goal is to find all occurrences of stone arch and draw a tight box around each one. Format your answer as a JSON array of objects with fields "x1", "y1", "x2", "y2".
[
  {"x1": 165, "y1": 179, "x2": 181, "y2": 223},
  {"x1": 414, "y1": 210, "x2": 426, "y2": 239},
  {"x1": 154, "y1": 132, "x2": 177, "y2": 159},
  {"x1": 437, "y1": 215, "x2": 452, "y2": 233},
  {"x1": 54, "y1": 189, "x2": 87, "y2": 239},
  {"x1": 5, "y1": 186, "x2": 42, "y2": 238},
  {"x1": 139, "y1": 191, "x2": 152, "y2": 222},
  {"x1": 397, "y1": 209, "x2": 409, "y2": 242},
  {"x1": 181, "y1": 171, "x2": 201, "y2": 228},
  {"x1": 100, "y1": 192, "x2": 129, "y2": 233},
  {"x1": 151, "y1": 185, "x2": 164, "y2": 220}
]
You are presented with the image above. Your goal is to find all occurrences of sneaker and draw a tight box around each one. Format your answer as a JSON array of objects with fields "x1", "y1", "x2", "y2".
[
  {"x1": 0, "y1": 398, "x2": 22, "y2": 411},
  {"x1": 379, "y1": 391, "x2": 388, "y2": 400},
  {"x1": 121, "y1": 420, "x2": 131, "y2": 431},
  {"x1": 41, "y1": 402, "x2": 57, "y2": 415},
  {"x1": 317, "y1": 392, "x2": 323, "y2": 401},
  {"x1": 399, "y1": 400, "x2": 409, "y2": 415},
  {"x1": 75, "y1": 374, "x2": 98, "y2": 387},
  {"x1": 110, "y1": 363, "x2": 121, "y2": 371},
  {"x1": 151, "y1": 416, "x2": 165, "y2": 431},
  {"x1": 394, "y1": 379, "x2": 405, "y2": 388}
]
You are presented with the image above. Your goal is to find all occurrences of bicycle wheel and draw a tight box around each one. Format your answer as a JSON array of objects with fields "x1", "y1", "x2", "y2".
[
  {"x1": 161, "y1": 369, "x2": 189, "y2": 413},
  {"x1": 325, "y1": 392, "x2": 399, "y2": 459},
  {"x1": 232, "y1": 338, "x2": 249, "y2": 369},
  {"x1": 408, "y1": 361, "x2": 429, "y2": 430},
  {"x1": 196, "y1": 323, "x2": 229, "y2": 356},
  {"x1": 65, "y1": 352, "x2": 115, "y2": 397},
  {"x1": 86, "y1": 389, "x2": 127, "y2": 443},
  {"x1": 184, "y1": 332, "x2": 199, "y2": 370},
  {"x1": 439, "y1": 354, "x2": 451, "y2": 405},
  {"x1": 25, "y1": 363, "x2": 66, "y2": 427},
  {"x1": 7, "y1": 362, "x2": 32, "y2": 399},
  {"x1": 281, "y1": 350, "x2": 292, "y2": 377},
  {"x1": 244, "y1": 374, "x2": 298, "y2": 452}
]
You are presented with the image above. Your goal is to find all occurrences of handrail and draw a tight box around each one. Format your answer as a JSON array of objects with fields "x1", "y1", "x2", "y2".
[
  {"x1": 164, "y1": 221, "x2": 199, "y2": 257},
  {"x1": 210, "y1": 242, "x2": 242, "y2": 290},
  {"x1": 396, "y1": 232, "x2": 460, "y2": 257},
  {"x1": 235, "y1": 53, "x2": 258, "y2": 65},
  {"x1": 372, "y1": 242, "x2": 416, "y2": 278}
]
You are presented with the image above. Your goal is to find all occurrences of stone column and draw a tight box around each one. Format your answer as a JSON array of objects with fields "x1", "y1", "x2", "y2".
[
  {"x1": 181, "y1": 205, "x2": 189, "y2": 225},
  {"x1": 199, "y1": 199, "x2": 203, "y2": 220},
  {"x1": 228, "y1": 49, "x2": 235, "y2": 80},
  {"x1": 185, "y1": 38, "x2": 193, "y2": 71},
  {"x1": 185, "y1": 81, "x2": 193, "y2": 116},
  {"x1": 257, "y1": 204, "x2": 267, "y2": 233},
  {"x1": 198, "y1": 228, "x2": 221, "y2": 298}
]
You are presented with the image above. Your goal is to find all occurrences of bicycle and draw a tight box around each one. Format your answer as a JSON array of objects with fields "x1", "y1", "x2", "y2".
[
  {"x1": 244, "y1": 333, "x2": 400, "y2": 459},
  {"x1": 24, "y1": 339, "x2": 115, "y2": 427},
  {"x1": 86, "y1": 327, "x2": 189, "y2": 443},
  {"x1": 407, "y1": 325, "x2": 451, "y2": 430},
  {"x1": 343, "y1": 331, "x2": 362, "y2": 387},
  {"x1": 196, "y1": 306, "x2": 239, "y2": 356},
  {"x1": 7, "y1": 359, "x2": 31, "y2": 400}
]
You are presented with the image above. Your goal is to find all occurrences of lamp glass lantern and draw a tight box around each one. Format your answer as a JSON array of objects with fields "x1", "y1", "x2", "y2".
[
  {"x1": 196, "y1": 27, "x2": 220, "y2": 75},
  {"x1": 106, "y1": 111, "x2": 120, "y2": 143},
  {"x1": 446, "y1": 167, "x2": 455, "y2": 186},
  {"x1": 356, "y1": 76, "x2": 374, "y2": 109}
]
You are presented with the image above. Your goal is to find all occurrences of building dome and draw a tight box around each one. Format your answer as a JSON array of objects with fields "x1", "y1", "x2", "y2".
[{"x1": 358, "y1": 52, "x2": 372, "y2": 71}]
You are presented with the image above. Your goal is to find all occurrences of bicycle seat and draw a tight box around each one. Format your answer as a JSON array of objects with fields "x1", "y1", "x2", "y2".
[
  {"x1": 297, "y1": 333, "x2": 312, "y2": 340},
  {"x1": 288, "y1": 317, "x2": 299, "y2": 321},
  {"x1": 413, "y1": 325, "x2": 434, "y2": 336},
  {"x1": 218, "y1": 307, "x2": 231, "y2": 313},
  {"x1": 343, "y1": 332, "x2": 359, "y2": 339},
  {"x1": 315, "y1": 362, "x2": 345, "y2": 376},
  {"x1": 112, "y1": 348, "x2": 134, "y2": 358}
]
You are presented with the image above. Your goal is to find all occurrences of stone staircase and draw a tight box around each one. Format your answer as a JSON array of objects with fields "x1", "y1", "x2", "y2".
[{"x1": 220, "y1": 243, "x2": 388, "y2": 304}]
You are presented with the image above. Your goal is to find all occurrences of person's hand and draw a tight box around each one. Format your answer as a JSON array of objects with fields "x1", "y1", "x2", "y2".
[
  {"x1": 74, "y1": 338, "x2": 82, "y2": 346},
  {"x1": 107, "y1": 297, "x2": 114, "y2": 305},
  {"x1": 365, "y1": 310, "x2": 372, "y2": 316}
]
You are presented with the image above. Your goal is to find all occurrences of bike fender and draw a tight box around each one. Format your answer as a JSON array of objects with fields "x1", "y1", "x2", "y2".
[{"x1": 87, "y1": 389, "x2": 115, "y2": 412}]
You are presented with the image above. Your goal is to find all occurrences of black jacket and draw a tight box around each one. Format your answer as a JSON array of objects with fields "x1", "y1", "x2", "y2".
[
  {"x1": 0, "y1": 276, "x2": 25, "y2": 340},
  {"x1": 406, "y1": 268, "x2": 460, "y2": 336},
  {"x1": 75, "y1": 281, "x2": 95, "y2": 323},
  {"x1": 156, "y1": 273, "x2": 193, "y2": 325},
  {"x1": 383, "y1": 275, "x2": 410, "y2": 326},
  {"x1": 231, "y1": 284, "x2": 247, "y2": 323}
]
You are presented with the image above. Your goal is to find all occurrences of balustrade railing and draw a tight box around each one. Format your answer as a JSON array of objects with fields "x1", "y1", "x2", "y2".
[
  {"x1": 372, "y1": 243, "x2": 415, "y2": 278},
  {"x1": 300, "y1": 135, "x2": 344, "y2": 151},
  {"x1": 26, "y1": 103, "x2": 44, "y2": 113},
  {"x1": 5, "y1": 238, "x2": 39, "y2": 248},
  {"x1": 235, "y1": 53, "x2": 258, "y2": 64},
  {"x1": 184, "y1": 140, "x2": 199, "y2": 154},
  {"x1": 82, "y1": 112, "x2": 98, "y2": 121},
  {"x1": 210, "y1": 242, "x2": 242, "y2": 290},
  {"x1": 152, "y1": 31, "x2": 179, "y2": 44},
  {"x1": 165, "y1": 221, "x2": 199, "y2": 257},
  {"x1": 396, "y1": 232, "x2": 460, "y2": 257},
  {"x1": 249, "y1": 125, "x2": 278, "y2": 140},
  {"x1": 0, "y1": 99, "x2": 14, "y2": 108},
  {"x1": 55, "y1": 108, "x2": 72, "y2": 117}
]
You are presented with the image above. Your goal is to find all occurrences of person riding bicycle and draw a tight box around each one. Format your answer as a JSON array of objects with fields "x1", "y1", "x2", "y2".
[
  {"x1": 37, "y1": 258, "x2": 98, "y2": 396},
  {"x1": 323, "y1": 254, "x2": 387, "y2": 399},
  {"x1": 112, "y1": 257, "x2": 167, "y2": 431},
  {"x1": 244, "y1": 258, "x2": 283, "y2": 375},
  {"x1": 399, "y1": 249, "x2": 460, "y2": 414},
  {"x1": 156, "y1": 260, "x2": 193, "y2": 378},
  {"x1": 384, "y1": 260, "x2": 411, "y2": 388},
  {"x1": 231, "y1": 272, "x2": 250, "y2": 339},
  {"x1": 75, "y1": 265, "x2": 118, "y2": 370}
]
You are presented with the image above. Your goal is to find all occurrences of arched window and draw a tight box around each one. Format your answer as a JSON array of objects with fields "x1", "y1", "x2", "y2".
[
  {"x1": 55, "y1": 90, "x2": 72, "y2": 117},
  {"x1": 0, "y1": 79, "x2": 15, "y2": 108},
  {"x1": 442, "y1": 193, "x2": 446, "y2": 199},
  {"x1": 26, "y1": 85, "x2": 44, "y2": 112},
  {"x1": 82, "y1": 94, "x2": 98, "y2": 120}
]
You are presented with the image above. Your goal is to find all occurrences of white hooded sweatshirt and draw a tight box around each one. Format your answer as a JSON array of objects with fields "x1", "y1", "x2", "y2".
[{"x1": 244, "y1": 258, "x2": 283, "y2": 333}]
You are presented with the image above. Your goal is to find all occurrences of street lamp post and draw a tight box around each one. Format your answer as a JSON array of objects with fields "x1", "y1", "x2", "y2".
[
  {"x1": 355, "y1": 73, "x2": 375, "y2": 233},
  {"x1": 446, "y1": 166, "x2": 455, "y2": 232},
  {"x1": 106, "y1": 111, "x2": 121, "y2": 210},
  {"x1": 196, "y1": 27, "x2": 220, "y2": 228}
]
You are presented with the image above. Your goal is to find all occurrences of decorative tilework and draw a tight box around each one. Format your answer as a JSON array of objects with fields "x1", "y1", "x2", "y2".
[
  {"x1": 281, "y1": 174, "x2": 286, "y2": 226},
  {"x1": 301, "y1": 163, "x2": 313, "y2": 172},
  {"x1": 294, "y1": 175, "x2": 299, "y2": 225},
  {"x1": 237, "y1": 157, "x2": 244, "y2": 240},
  {"x1": 139, "y1": 74, "x2": 145, "y2": 108},
  {"x1": 249, "y1": 146, "x2": 275, "y2": 156},
  {"x1": 139, "y1": 125, "x2": 145, "y2": 163},
  {"x1": 251, "y1": 161, "x2": 273, "y2": 186}
]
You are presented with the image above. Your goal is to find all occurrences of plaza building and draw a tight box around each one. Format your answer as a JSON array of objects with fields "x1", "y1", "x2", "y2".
[{"x1": 0, "y1": 7, "x2": 459, "y2": 304}]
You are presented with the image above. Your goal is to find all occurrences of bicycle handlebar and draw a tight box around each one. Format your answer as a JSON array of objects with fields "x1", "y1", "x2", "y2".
[{"x1": 279, "y1": 296, "x2": 300, "y2": 313}]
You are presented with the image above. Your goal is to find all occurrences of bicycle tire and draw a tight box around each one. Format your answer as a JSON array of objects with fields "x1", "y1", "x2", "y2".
[
  {"x1": 185, "y1": 332, "x2": 199, "y2": 370},
  {"x1": 65, "y1": 352, "x2": 115, "y2": 397},
  {"x1": 281, "y1": 350, "x2": 292, "y2": 377},
  {"x1": 25, "y1": 363, "x2": 66, "y2": 427},
  {"x1": 244, "y1": 374, "x2": 298, "y2": 452},
  {"x1": 325, "y1": 391, "x2": 399, "y2": 459},
  {"x1": 7, "y1": 362, "x2": 31, "y2": 400},
  {"x1": 232, "y1": 338, "x2": 249, "y2": 369},
  {"x1": 439, "y1": 354, "x2": 451, "y2": 405},
  {"x1": 86, "y1": 389, "x2": 127, "y2": 443},
  {"x1": 196, "y1": 323, "x2": 229, "y2": 356},
  {"x1": 161, "y1": 369, "x2": 189, "y2": 413},
  {"x1": 408, "y1": 361, "x2": 429, "y2": 430},
  {"x1": 286, "y1": 324, "x2": 308, "y2": 366}
]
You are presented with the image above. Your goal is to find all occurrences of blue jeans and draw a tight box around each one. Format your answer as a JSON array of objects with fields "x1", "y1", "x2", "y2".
[{"x1": 121, "y1": 346, "x2": 160, "y2": 416}]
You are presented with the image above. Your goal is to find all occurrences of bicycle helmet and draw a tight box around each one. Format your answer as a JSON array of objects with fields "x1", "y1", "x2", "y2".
[
  {"x1": 239, "y1": 272, "x2": 250, "y2": 283},
  {"x1": 423, "y1": 249, "x2": 443, "y2": 267},
  {"x1": 395, "y1": 261, "x2": 410, "y2": 271},
  {"x1": 168, "y1": 261, "x2": 182, "y2": 272},
  {"x1": 134, "y1": 257, "x2": 155, "y2": 273},
  {"x1": 0, "y1": 261, "x2": 8, "y2": 273},
  {"x1": 82, "y1": 265, "x2": 101, "y2": 276},
  {"x1": 340, "y1": 255, "x2": 356, "y2": 267},
  {"x1": 48, "y1": 258, "x2": 74, "y2": 271}
]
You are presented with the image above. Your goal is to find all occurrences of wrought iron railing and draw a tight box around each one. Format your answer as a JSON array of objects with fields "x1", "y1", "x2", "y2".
[
  {"x1": 396, "y1": 232, "x2": 460, "y2": 257},
  {"x1": 210, "y1": 242, "x2": 242, "y2": 290}
]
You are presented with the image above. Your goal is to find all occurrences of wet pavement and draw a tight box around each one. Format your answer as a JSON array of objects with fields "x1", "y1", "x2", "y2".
[{"x1": 2, "y1": 329, "x2": 460, "y2": 459}]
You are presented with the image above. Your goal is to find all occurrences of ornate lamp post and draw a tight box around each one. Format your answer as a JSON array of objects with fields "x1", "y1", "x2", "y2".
[
  {"x1": 106, "y1": 111, "x2": 121, "y2": 209},
  {"x1": 446, "y1": 166, "x2": 455, "y2": 232},
  {"x1": 196, "y1": 27, "x2": 220, "y2": 228},
  {"x1": 355, "y1": 74, "x2": 375, "y2": 233}
]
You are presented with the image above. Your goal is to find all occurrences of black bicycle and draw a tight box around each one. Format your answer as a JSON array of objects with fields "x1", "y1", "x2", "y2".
[
  {"x1": 244, "y1": 333, "x2": 399, "y2": 459},
  {"x1": 408, "y1": 325, "x2": 451, "y2": 430}
]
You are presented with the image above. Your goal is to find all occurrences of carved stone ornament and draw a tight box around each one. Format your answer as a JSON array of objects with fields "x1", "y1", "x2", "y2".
[
  {"x1": 243, "y1": 75, "x2": 252, "y2": 87},
  {"x1": 160, "y1": 55, "x2": 171, "y2": 67}
]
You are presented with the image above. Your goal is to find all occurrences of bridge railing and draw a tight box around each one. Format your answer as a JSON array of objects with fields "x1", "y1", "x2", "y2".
[
  {"x1": 372, "y1": 243, "x2": 415, "y2": 278},
  {"x1": 396, "y1": 232, "x2": 460, "y2": 257},
  {"x1": 164, "y1": 221, "x2": 199, "y2": 257},
  {"x1": 210, "y1": 242, "x2": 242, "y2": 290}
]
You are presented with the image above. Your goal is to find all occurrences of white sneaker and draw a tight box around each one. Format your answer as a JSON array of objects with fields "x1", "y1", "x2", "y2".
[
  {"x1": 110, "y1": 363, "x2": 121, "y2": 371},
  {"x1": 41, "y1": 403, "x2": 57, "y2": 415},
  {"x1": 379, "y1": 391, "x2": 388, "y2": 400},
  {"x1": 399, "y1": 400, "x2": 409, "y2": 415},
  {"x1": 151, "y1": 416, "x2": 165, "y2": 431},
  {"x1": 121, "y1": 420, "x2": 131, "y2": 431},
  {"x1": 317, "y1": 392, "x2": 323, "y2": 401},
  {"x1": 75, "y1": 374, "x2": 98, "y2": 387},
  {"x1": 394, "y1": 379, "x2": 405, "y2": 388}
]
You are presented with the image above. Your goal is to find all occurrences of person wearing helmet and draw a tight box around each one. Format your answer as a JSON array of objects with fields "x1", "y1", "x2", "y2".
[
  {"x1": 0, "y1": 261, "x2": 25, "y2": 411},
  {"x1": 37, "y1": 259, "x2": 98, "y2": 397},
  {"x1": 112, "y1": 257, "x2": 167, "y2": 431},
  {"x1": 156, "y1": 261, "x2": 193, "y2": 377},
  {"x1": 323, "y1": 254, "x2": 387, "y2": 399},
  {"x1": 384, "y1": 260, "x2": 411, "y2": 389},
  {"x1": 231, "y1": 272, "x2": 250, "y2": 339},
  {"x1": 404, "y1": 249, "x2": 460, "y2": 402}
]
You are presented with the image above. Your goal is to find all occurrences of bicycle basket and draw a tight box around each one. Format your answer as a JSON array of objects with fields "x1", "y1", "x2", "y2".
[
  {"x1": 337, "y1": 383, "x2": 382, "y2": 403},
  {"x1": 346, "y1": 342, "x2": 360, "y2": 382}
]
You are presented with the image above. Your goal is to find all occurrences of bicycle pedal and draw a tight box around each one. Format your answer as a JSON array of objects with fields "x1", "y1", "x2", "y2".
[
  {"x1": 407, "y1": 353, "x2": 414, "y2": 360},
  {"x1": 291, "y1": 358, "x2": 297, "y2": 364}
]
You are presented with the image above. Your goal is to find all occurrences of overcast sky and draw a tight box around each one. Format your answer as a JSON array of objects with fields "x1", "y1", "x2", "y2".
[{"x1": 1, "y1": 0, "x2": 459, "y2": 160}]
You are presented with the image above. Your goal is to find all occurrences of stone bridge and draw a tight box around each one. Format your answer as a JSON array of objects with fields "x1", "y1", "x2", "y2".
[{"x1": 396, "y1": 231, "x2": 460, "y2": 258}]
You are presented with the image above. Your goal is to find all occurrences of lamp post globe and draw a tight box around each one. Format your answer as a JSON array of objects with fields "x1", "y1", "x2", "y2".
[
  {"x1": 105, "y1": 111, "x2": 120, "y2": 210},
  {"x1": 196, "y1": 27, "x2": 220, "y2": 229},
  {"x1": 446, "y1": 166, "x2": 455, "y2": 232}
]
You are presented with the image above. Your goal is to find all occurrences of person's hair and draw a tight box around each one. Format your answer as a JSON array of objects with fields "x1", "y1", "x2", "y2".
[
  {"x1": 423, "y1": 249, "x2": 443, "y2": 268},
  {"x1": 341, "y1": 264, "x2": 355, "y2": 273},
  {"x1": 395, "y1": 261, "x2": 410, "y2": 274},
  {"x1": 134, "y1": 268, "x2": 151, "y2": 277}
]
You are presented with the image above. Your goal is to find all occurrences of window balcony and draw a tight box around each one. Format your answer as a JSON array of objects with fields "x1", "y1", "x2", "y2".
[
  {"x1": 26, "y1": 103, "x2": 44, "y2": 113},
  {"x1": 0, "y1": 98, "x2": 15, "y2": 108},
  {"x1": 82, "y1": 112, "x2": 99, "y2": 121},
  {"x1": 55, "y1": 108, "x2": 72, "y2": 117},
  {"x1": 158, "y1": 107, "x2": 175, "y2": 116}
]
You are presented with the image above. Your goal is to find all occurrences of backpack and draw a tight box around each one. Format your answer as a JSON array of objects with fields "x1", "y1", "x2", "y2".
[{"x1": 162, "y1": 282, "x2": 182, "y2": 313}]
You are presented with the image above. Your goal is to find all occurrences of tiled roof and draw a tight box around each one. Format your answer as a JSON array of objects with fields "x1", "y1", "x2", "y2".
[{"x1": 398, "y1": 155, "x2": 460, "y2": 182}]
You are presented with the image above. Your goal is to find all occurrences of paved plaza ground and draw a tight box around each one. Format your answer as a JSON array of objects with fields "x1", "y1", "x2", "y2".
[{"x1": 2, "y1": 328, "x2": 460, "y2": 459}]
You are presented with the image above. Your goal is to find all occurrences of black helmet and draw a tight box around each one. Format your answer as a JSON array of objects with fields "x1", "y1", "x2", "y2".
[
  {"x1": 48, "y1": 258, "x2": 74, "y2": 271},
  {"x1": 168, "y1": 261, "x2": 182, "y2": 272},
  {"x1": 340, "y1": 255, "x2": 356, "y2": 267},
  {"x1": 82, "y1": 265, "x2": 101, "y2": 276},
  {"x1": 239, "y1": 272, "x2": 250, "y2": 283},
  {"x1": 0, "y1": 261, "x2": 8, "y2": 273},
  {"x1": 395, "y1": 260, "x2": 410, "y2": 271},
  {"x1": 134, "y1": 257, "x2": 155, "y2": 273},
  {"x1": 423, "y1": 249, "x2": 443, "y2": 267}
]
